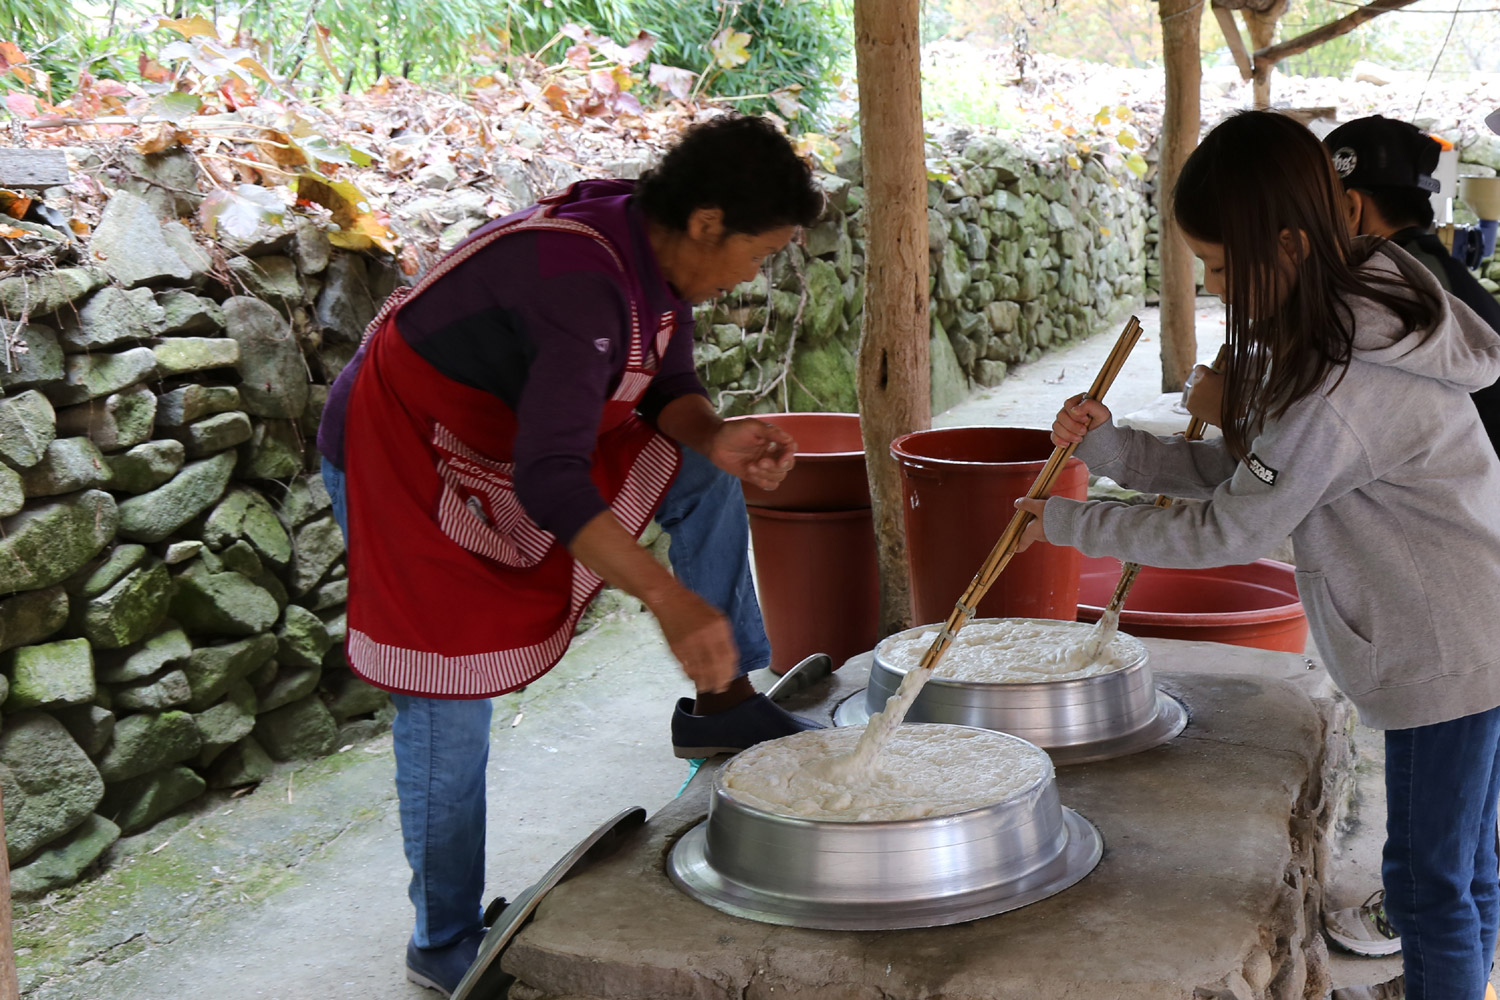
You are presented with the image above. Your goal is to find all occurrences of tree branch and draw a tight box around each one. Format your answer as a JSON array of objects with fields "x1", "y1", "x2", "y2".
[{"x1": 1253, "y1": 0, "x2": 1420, "y2": 69}]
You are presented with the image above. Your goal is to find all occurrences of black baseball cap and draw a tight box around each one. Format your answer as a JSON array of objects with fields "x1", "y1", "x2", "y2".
[{"x1": 1323, "y1": 115, "x2": 1442, "y2": 194}]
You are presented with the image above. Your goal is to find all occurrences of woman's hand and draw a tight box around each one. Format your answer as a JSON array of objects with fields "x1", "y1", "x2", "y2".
[
  {"x1": 710, "y1": 417, "x2": 797, "y2": 490},
  {"x1": 567, "y1": 509, "x2": 737, "y2": 693},
  {"x1": 650, "y1": 587, "x2": 739, "y2": 694},
  {"x1": 1013, "y1": 497, "x2": 1048, "y2": 552},
  {"x1": 1183, "y1": 365, "x2": 1224, "y2": 429},
  {"x1": 1051, "y1": 394, "x2": 1112, "y2": 448}
]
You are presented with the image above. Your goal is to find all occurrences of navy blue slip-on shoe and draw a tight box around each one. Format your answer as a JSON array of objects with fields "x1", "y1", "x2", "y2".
[
  {"x1": 671, "y1": 692, "x2": 823, "y2": 758},
  {"x1": 406, "y1": 929, "x2": 485, "y2": 996}
]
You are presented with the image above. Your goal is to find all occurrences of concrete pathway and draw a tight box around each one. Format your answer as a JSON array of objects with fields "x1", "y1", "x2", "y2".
[{"x1": 14, "y1": 302, "x2": 1452, "y2": 998}]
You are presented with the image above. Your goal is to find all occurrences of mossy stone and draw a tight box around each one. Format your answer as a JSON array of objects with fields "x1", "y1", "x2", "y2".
[
  {"x1": 169, "y1": 561, "x2": 279, "y2": 637},
  {"x1": 10, "y1": 813, "x2": 119, "y2": 900},
  {"x1": 256, "y1": 664, "x2": 320, "y2": 714},
  {"x1": 203, "y1": 486, "x2": 292, "y2": 569},
  {"x1": 6, "y1": 638, "x2": 95, "y2": 712},
  {"x1": 276, "y1": 605, "x2": 331, "y2": 670},
  {"x1": 95, "y1": 627, "x2": 191, "y2": 685},
  {"x1": 112, "y1": 669, "x2": 192, "y2": 712},
  {"x1": 322, "y1": 670, "x2": 388, "y2": 722},
  {"x1": 253, "y1": 694, "x2": 337, "y2": 760},
  {"x1": 180, "y1": 633, "x2": 277, "y2": 711},
  {"x1": 95, "y1": 710, "x2": 201, "y2": 783},
  {"x1": 105, "y1": 440, "x2": 186, "y2": 494},
  {"x1": 205, "y1": 736, "x2": 272, "y2": 789},
  {"x1": 0, "y1": 712, "x2": 104, "y2": 863},
  {"x1": 0, "y1": 390, "x2": 56, "y2": 469},
  {"x1": 116, "y1": 451, "x2": 236, "y2": 543},
  {"x1": 289, "y1": 516, "x2": 345, "y2": 596},
  {"x1": 0, "y1": 586, "x2": 69, "y2": 654},
  {"x1": 193, "y1": 697, "x2": 256, "y2": 767},
  {"x1": 100, "y1": 766, "x2": 205, "y2": 834},
  {"x1": 70, "y1": 559, "x2": 172, "y2": 650}
]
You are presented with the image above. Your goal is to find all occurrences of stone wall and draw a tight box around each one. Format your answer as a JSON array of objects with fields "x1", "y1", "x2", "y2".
[
  {"x1": 0, "y1": 148, "x2": 399, "y2": 899},
  {"x1": 695, "y1": 129, "x2": 1153, "y2": 419}
]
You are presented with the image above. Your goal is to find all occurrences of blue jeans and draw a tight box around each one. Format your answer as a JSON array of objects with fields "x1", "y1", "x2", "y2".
[
  {"x1": 1383, "y1": 704, "x2": 1500, "y2": 1000},
  {"x1": 321, "y1": 447, "x2": 766, "y2": 947}
]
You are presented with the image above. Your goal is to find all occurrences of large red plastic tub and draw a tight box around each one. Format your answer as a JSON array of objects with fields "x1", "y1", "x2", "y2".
[
  {"x1": 1076, "y1": 556, "x2": 1308, "y2": 653},
  {"x1": 747, "y1": 506, "x2": 880, "y2": 674},
  {"x1": 740, "y1": 412, "x2": 868, "y2": 511},
  {"x1": 891, "y1": 427, "x2": 1088, "y2": 624}
]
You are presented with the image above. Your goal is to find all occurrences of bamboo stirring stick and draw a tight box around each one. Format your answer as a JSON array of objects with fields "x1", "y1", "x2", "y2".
[
  {"x1": 840, "y1": 315, "x2": 1145, "y2": 774},
  {"x1": 1080, "y1": 343, "x2": 1231, "y2": 660}
]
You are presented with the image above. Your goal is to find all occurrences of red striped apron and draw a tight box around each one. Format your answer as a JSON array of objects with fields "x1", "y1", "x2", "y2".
[{"x1": 341, "y1": 195, "x2": 682, "y2": 698}]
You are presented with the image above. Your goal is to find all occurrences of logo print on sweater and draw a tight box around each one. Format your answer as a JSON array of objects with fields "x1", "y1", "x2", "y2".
[
  {"x1": 594, "y1": 338, "x2": 611, "y2": 353},
  {"x1": 1246, "y1": 453, "x2": 1278, "y2": 486}
]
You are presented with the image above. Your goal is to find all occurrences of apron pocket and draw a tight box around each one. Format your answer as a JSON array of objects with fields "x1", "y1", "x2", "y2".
[{"x1": 432, "y1": 423, "x2": 555, "y2": 569}]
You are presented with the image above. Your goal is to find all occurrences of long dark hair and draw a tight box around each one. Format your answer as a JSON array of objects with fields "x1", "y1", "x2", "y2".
[{"x1": 1173, "y1": 111, "x2": 1443, "y2": 458}]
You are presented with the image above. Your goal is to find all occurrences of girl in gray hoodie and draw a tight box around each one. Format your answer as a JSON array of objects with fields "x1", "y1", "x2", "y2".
[{"x1": 1018, "y1": 111, "x2": 1500, "y2": 1000}]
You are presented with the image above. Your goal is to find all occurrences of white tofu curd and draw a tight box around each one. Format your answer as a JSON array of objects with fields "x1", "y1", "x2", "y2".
[{"x1": 721, "y1": 724, "x2": 1051, "y2": 822}]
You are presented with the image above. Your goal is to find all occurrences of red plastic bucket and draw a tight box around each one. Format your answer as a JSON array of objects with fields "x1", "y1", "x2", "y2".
[
  {"x1": 1076, "y1": 556, "x2": 1308, "y2": 653},
  {"x1": 891, "y1": 427, "x2": 1088, "y2": 624},
  {"x1": 739, "y1": 412, "x2": 869, "y2": 511},
  {"x1": 746, "y1": 506, "x2": 880, "y2": 674}
]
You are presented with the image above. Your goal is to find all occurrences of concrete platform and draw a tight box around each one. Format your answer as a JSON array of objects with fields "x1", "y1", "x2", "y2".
[{"x1": 503, "y1": 639, "x2": 1354, "y2": 1000}]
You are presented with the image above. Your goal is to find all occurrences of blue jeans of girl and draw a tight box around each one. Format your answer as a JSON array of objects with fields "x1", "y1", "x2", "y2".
[
  {"x1": 1383, "y1": 703, "x2": 1500, "y2": 1000},
  {"x1": 322, "y1": 447, "x2": 767, "y2": 948}
]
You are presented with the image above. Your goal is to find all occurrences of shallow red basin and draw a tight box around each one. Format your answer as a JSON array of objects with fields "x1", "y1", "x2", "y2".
[
  {"x1": 1076, "y1": 556, "x2": 1309, "y2": 653},
  {"x1": 740, "y1": 412, "x2": 869, "y2": 511}
]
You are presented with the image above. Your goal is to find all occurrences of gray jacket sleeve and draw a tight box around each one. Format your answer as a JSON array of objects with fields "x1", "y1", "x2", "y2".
[
  {"x1": 1045, "y1": 395, "x2": 1374, "y2": 569},
  {"x1": 1071, "y1": 419, "x2": 1239, "y2": 499}
]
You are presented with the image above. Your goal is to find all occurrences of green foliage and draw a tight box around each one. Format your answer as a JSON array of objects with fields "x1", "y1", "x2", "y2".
[
  {"x1": 0, "y1": 0, "x2": 850, "y2": 122},
  {"x1": 503, "y1": 0, "x2": 638, "y2": 54},
  {"x1": 626, "y1": 0, "x2": 851, "y2": 122},
  {"x1": 159, "y1": 0, "x2": 500, "y2": 91},
  {"x1": 0, "y1": 0, "x2": 83, "y2": 40}
]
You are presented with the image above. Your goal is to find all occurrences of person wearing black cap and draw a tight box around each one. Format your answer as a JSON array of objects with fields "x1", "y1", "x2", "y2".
[{"x1": 1325, "y1": 115, "x2": 1500, "y2": 336}]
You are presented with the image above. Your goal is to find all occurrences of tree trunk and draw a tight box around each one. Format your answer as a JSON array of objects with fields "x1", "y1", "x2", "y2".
[
  {"x1": 1158, "y1": 0, "x2": 1204, "y2": 392},
  {"x1": 0, "y1": 788, "x2": 17, "y2": 1000},
  {"x1": 1246, "y1": 0, "x2": 1288, "y2": 108},
  {"x1": 854, "y1": 0, "x2": 929, "y2": 637}
]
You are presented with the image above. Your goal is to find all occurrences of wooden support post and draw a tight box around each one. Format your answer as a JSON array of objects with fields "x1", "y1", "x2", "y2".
[
  {"x1": 1246, "y1": 0, "x2": 1289, "y2": 109},
  {"x1": 0, "y1": 788, "x2": 16, "y2": 1000},
  {"x1": 854, "y1": 0, "x2": 930, "y2": 637},
  {"x1": 1158, "y1": 0, "x2": 1205, "y2": 392}
]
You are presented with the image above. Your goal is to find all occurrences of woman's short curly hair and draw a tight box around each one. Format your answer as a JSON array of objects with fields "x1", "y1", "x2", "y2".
[{"x1": 636, "y1": 114, "x2": 824, "y2": 236}]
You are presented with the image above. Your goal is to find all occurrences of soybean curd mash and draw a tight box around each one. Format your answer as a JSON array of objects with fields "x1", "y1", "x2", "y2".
[
  {"x1": 721, "y1": 724, "x2": 1051, "y2": 822},
  {"x1": 881, "y1": 619, "x2": 1144, "y2": 684}
]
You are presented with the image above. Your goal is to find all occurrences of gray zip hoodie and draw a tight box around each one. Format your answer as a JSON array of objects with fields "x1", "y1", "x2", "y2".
[{"x1": 1044, "y1": 242, "x2": 1500, "y2": 730}]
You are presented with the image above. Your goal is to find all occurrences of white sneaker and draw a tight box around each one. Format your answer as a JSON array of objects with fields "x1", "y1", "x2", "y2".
[
  {"x1": 1329, "y1": 974, "x2": 1403, "y2": 1000},
  {"x1": 1324, "y1": 890, "x2": 1402, "y2": 957}
]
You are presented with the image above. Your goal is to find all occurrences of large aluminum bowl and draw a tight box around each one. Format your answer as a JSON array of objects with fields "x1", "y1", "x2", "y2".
[
  {"x1": 667, "y1": 725, "x2": 1102, "y2": 930},
  {"x1": 833, "y1": 618, "x2": 1187, "y2": 765}
]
